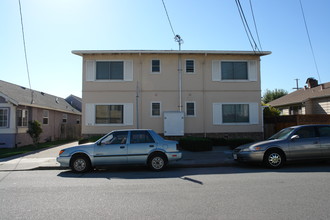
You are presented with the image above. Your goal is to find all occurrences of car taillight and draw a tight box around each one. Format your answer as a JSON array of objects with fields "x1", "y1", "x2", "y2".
[{"x1": 59, "y1": 150, "x2": 65, "y2": 155}]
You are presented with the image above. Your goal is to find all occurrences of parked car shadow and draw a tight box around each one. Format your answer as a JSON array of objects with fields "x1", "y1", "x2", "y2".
[{"x1": 57, "y1": 161, "x2": 330, "y2": 180}]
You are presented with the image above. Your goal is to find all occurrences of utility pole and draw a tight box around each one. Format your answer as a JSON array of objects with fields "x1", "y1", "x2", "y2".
[
  {"x1": 293, "y1": 78, "x2": 302, "y2": 90},
  {"x1": 175, "y1": 35, "x2": 183, "y2": 111}
]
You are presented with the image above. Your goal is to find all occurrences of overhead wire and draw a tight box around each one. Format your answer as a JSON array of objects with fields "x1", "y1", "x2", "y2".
[
  {"x1": 18, "y1": 0, "x2": 34, "y2": 102},
  {"x1": 161, "y1": 0, "x2": 176, "y2": 37},
  {"x1": 249, "y1": 0, "x2": 263, "y2": 51},
  {"x1": 299, "y1": 0, "x2": 321, "y2": 83},
  {"x1": 235, "y1": 0, "x2": 260, "y2": 53}
]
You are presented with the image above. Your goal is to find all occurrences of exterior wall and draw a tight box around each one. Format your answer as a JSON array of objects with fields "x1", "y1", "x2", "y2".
[
  {"x1": 81, "y1": 52, "x2": 263, "y2": 139},
  {"x1": 0, "y1": 102, "x2": 16, "y2": 148},
  {"x1": 311, "y1": 97, "x2": 330, "y2": 114},
  {"x1": 15, "y1": 106, "x2": 81, "y2": 148}
]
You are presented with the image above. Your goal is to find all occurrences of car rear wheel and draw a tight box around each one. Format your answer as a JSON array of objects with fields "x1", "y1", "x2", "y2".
[
  {"x1": 71, "y1": 155, "x2": 91, "y2": 173},
  {"x1": 264, "y1": 150, "x2": 285, "y2": 169},
  {"x1": 148, "y1": 154, "x2": 167, "y2": 171}
]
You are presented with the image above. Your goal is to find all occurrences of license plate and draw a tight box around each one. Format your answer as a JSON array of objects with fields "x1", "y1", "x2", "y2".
[{"x1": 233, "y1": 154, "x2": 237, "y2": 160}]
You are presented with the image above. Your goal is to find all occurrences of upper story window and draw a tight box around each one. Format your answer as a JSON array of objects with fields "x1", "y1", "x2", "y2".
[
  {"x1": 43, "y1": 110, "x2": 49, "y2": 125},
  {"x1": 185, "y1": 60, "x2": 195, "y2": 73},
  {"x1": 17, "y1": 109, "x2": 28, "y2": 127},
  {"x1": 151, "y1": 60, "x2": 160, "y2": 73},
  {"x1": 221, "y1": 62, "x2": 248, "y2": 80},
  {"x1": 0, "y1": 108, "x2": 9, "y2": 128},
  {"x1": 96, "y1": 61, "x2": 124, "y2": 80},
  {"x1": 212, "y1": 60, "x2": 257, "y2": 82}
]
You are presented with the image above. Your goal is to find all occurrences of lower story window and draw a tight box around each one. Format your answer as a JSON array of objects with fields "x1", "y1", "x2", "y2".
[
  {"x1": 43, "y1": 110, "x2": 49, "y2": 125},
  {"x1": 186, "y1": 102, "x2": 195, "y2": 116},
  {"x1": 96, "y1": 105, "x2": 123, "y2": 124},
  {"x1": 222, "y1": 104, "x2": 249, "y2": 123},
  {"x1": 17, "y1": 109, "x2": 28, "y2": 127},
  {"x1": 0, "y1": 108, "x2": 9, "y2": 128},
  {"x1": 151, "y1": 102, "x2": 161, "y2": 117}
]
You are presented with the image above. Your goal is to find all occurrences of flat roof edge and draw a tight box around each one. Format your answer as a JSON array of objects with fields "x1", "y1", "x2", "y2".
[{"x1": 72, "y1": 50, "x2": 271, "y2": 56}]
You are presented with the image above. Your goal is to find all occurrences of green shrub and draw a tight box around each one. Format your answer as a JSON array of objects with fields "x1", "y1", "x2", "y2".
[
  {"x1": 179, "y1": 137, "x2": 213, "y2": 152},
  {"x1": 27, "y1": 120, "x2": 43, "y2": 146},
  {"x1": 210, "y1": 138, "x2": 255, "y2": 149}
]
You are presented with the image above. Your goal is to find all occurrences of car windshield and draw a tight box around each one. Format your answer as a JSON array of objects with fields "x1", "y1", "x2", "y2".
[{"x1": 268, "y1": 127, "x2": 295, "y2": 140}]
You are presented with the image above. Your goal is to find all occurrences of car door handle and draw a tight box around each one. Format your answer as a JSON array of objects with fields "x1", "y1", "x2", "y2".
[
  {"x1": 120, "y1": 146, "x2": 125, "y2": 149},
  {"x1": 149, "y1": 145, "x2": 154, "y2": 148}
]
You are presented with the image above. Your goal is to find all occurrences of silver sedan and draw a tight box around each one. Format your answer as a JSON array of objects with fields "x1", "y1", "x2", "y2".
[
  {"x1": 57, "y1": 129, "x2": 182, "y2": 173},
  {"x1": 233, "y1": 124, "x2": 330, "y2": 168}
]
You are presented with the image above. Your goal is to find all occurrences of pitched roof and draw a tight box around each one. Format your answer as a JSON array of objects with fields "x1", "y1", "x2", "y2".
[
  {"x1": 0, "y1": 80, "x2": 81, "y2": 115},
  {"x1": 268, "y1": 82, "x2": 330, "y2": 107}
]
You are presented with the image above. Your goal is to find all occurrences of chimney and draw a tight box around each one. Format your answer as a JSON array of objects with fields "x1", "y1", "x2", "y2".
[{"x1": 306, "y1": 77, "x2": 318, "y2": 88}]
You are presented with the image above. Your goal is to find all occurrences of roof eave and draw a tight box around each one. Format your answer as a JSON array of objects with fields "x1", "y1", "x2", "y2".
[{"x1": 72, "y1": 50, "x2": 271, "y2": 56}]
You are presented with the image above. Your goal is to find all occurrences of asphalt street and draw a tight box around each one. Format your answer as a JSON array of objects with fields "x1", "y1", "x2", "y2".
[{"x1": 0, "y1": 165, "x2": 330, "y2": 220}]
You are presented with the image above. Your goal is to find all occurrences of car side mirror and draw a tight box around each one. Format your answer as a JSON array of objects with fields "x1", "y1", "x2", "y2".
[{"x1": 291, "y1": 135, "x2": 300, "y2": 141}]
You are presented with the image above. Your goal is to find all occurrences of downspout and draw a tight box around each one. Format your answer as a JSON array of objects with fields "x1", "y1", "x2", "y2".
[
  {"x1": 136, "y1": 82, "x2": 139, "y2": 129},
  {"x1": 178, "y1": 53, "x2": 183, "y2": 111}
]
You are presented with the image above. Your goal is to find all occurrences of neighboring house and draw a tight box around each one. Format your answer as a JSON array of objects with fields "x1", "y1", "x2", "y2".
[
  {"x1": 269, "y1": 78, "x2": 330, "y2": 115},
  {"x1": 65, "y1": 95, "x2": 82, "y2": 112},
  {"x1": 72, "y1": 50, "x2": 271, "y2": 140},
  {"x1": 0, "y1": 80, "x2": 82, "y2": 148}
]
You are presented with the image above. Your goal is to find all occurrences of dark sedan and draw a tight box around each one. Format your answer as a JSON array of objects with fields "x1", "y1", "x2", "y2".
[{"x1": 233, "y1": 124, "x2": 330, "y2": 168}]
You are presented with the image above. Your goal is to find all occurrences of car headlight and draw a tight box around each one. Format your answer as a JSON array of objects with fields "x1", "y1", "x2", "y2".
[{"x1": 242, "y1": 146, "x2": 262, "y2": 152}]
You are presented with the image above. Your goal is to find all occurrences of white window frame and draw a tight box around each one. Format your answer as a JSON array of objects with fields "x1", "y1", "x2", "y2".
[
  {"x1": 212, "y1": 60, "x2": 257, "y2": 82},
  {"x1": 151, "y1": 59, "x2": 161, "y2": 74},
  {"x1": 151, "y1": 102, "x2": 161, "y2": 117},
  {"x1": 62, "y1": 114, "x2": 68, "y2": 124},
  {"x1": 85, "y1": 103, "x2": 133, "y2": 126},
  {"x1": 0, "y1": 108, "x2": 9, "y2": 128},
  {"x1": 185, "y1": 101, "x2": 196, "y2": 117},
  {"x1": 213, "y1": 102, "x2": 259, "y2": 125},
  {"x1": 85, "y1": 60, "x2": 133, "y2": 82},
  {"x1": 17, "y1": 109, "x2": 28, "y2": 127},
  {"x1": 43, "y1": 110, "x2": 49, "y2": 125},
  {"x1": 185, "y1": 59, "x2": 195, "y2": 74}
]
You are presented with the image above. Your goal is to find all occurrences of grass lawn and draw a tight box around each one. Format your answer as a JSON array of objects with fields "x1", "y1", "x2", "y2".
[{"x1": 0, "y1": 140, "x2": 75, "y2": 159}]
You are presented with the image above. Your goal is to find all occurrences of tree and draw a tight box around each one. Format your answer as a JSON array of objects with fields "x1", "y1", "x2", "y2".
[
  {"x1": 27, "y1": 120, "x2": 43, "y2": 145},
  {"x1": 262, "y1": 89, "x2": 288, "y2": 104},
  {"x1": 263, "y1": 103, "x2": 281, "y2": 117}
]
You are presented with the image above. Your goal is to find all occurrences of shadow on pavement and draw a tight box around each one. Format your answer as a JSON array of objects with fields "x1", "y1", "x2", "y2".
[{"x1": 57, "y1": 161, "x2": 330, "y2": 180}]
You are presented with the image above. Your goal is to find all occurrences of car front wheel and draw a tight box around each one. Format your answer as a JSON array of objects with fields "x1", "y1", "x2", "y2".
[
  {"x1": 148, "y1": 154, "x2": 167, "y2": 171},
  {"x1": 70, "y1": 155, "x2": 91, "y2": 173},
  {"x1": 264, "y1": 150, "x2": 285, "y2": 169}
]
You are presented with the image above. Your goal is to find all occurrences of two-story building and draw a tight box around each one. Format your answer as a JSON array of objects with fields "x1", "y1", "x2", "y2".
[{"x1": 73, "y1": 50, "x2": 271, "y2": 140}]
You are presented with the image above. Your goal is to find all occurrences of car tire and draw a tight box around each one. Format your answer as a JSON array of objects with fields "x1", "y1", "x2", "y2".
[
  {"x1": 264, "y1": 150, "x2": 285, "y2": 169},
  {"x1": 70, "y1": 155, "x2": 91, "y2": 173},
  {"x1": 148, "y1": 153, "x2": 167, "y2": 171}
]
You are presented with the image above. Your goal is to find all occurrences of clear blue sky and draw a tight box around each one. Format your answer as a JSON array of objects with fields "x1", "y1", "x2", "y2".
[{"x1": 1, "y1": 0, "x2": 329, "y2": 98}]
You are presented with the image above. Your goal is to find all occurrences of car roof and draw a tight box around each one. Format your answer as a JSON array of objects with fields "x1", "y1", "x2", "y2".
[{"x1": 290, "y1": 124, "x2": 330, "y2": 129}]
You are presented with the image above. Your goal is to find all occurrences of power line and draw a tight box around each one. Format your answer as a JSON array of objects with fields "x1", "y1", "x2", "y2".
[
  {"x1": 235, "y1": 0, "x2": 260, "y2": 53},
  {"x1": 18, "y1": 0, "x2": 33, "y2": 102},
  {"x1": 299, "y1": 0, "x2": 321, "y2": 83},
  {"x1": 249, "y1": 0, "x2": 263, "y2": 51},
  {"x1": 161, "y1": 0, "x2": 183, "y2": 50},
  {"x1": 161, "y1": 0, "x2": 176, "y2": 37}
]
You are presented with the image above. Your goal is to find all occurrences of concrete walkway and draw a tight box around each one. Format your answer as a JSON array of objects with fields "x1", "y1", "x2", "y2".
[{"x1": 0, "y1": 142, "x2": 235, "y2": 171}]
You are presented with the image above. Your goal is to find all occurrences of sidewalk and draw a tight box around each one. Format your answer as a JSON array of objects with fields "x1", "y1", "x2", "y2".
[{"x1": 0, "y1": 142, "x2": 235, "y2": 171}]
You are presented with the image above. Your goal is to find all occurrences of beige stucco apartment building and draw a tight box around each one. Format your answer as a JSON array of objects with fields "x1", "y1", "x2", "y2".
[{"x1": 73, "y1": 50, "x2": 270, "y2": 140}]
